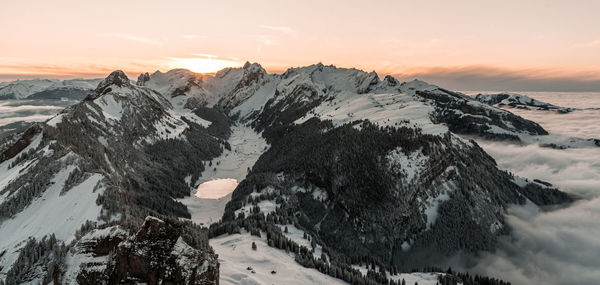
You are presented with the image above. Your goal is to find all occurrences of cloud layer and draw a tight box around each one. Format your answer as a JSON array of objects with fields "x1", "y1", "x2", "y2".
[
  {"x1": 457, "y1": 93, "x2": 600, "y2": 285},
  {"x1": 394, "y1": 66, "x2": 600, "y2": 92}
]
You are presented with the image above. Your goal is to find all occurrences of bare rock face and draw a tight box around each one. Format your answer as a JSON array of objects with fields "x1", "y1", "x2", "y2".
[
  {"x1": 0, "y1": 123, "x2": 42, "y2": 162},
  {"x1": 137, "y1": 72, "x2": 151, "y2": 86},
  {"x1": 91, "y1": 70, "x2": 132, "y2": 98},
  {"x1": 73, "y1": 217, "x2": 219, "y2": 285}
]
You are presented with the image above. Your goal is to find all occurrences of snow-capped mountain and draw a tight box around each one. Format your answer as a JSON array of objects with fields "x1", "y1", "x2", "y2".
[
  {"x1": 0, "y1": 63, "x2": 571, "y2": 284},
  {"x1": 0, "y1": 78, "x2": 102, "y2": 100},
  {"x1": 473, "y1": 92, "x2": 573, "y2": 113},
  {"x1": 0, "y1": 70, "x2": 225, "y2": 284}
]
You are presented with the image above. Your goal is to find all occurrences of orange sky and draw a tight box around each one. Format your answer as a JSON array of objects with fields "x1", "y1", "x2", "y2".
[{"x1": 1, "y1": 0, "x2": 599, "y2": 90}]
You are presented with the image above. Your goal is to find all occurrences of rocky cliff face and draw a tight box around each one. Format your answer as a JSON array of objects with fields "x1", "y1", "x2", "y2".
[{"x1": 66, "y1": 217, "x2": 219, "y2": 285}]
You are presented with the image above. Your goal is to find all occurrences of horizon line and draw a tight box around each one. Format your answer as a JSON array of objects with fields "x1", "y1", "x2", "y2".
[{"x1": 1, "y1": 64, "x2": 599, "y2": 92}]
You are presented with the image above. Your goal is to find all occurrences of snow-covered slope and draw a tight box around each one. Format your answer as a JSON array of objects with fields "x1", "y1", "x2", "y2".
[{"x1": 211, "y1": 232, "x2": 347, "y2": 285}]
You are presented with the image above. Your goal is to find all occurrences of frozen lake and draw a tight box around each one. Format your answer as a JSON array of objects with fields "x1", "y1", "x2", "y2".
[{"x1": 195, "y1": 178, "x2": 238, "y2": 199}]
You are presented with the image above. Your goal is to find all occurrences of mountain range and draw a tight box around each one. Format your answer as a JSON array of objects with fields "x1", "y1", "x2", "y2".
[
  {"x1": 0, "y1": 63, "x2": 573, "y2": 285},
  {"x1": 0, "y1": 79, "x2": 102, "y2": 101}
]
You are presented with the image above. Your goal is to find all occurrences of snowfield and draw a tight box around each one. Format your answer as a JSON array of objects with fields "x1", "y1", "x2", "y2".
[
  {"x1": 295, "y1": 92, "x2": 447, "y2": 136},
  {"x1": 210, "y1": 232, "x2": 347, "y2": 285},
  {"x1": 196, "y1": 124, "x2": 269, "y2": 184}
]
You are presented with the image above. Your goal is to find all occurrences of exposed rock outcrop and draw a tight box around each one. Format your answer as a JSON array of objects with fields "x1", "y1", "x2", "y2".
[{"x1": 70, "y1": 217, "x2": 219, "y2": 285}]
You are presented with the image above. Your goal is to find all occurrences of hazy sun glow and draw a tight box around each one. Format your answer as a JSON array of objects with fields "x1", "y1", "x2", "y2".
[
  {"x1": 1, "y1": 0, "x2": 600, "y2": 90},
  {"x1": 169, "y1": 57, "x2": 241, "y2": 74}
]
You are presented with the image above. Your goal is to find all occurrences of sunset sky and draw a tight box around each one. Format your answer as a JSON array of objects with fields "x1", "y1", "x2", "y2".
[{"x1": 1, "y1": 0, "x2": 599, "y2": 91}]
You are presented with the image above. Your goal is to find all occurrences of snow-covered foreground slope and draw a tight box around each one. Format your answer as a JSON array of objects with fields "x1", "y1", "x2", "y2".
[
  {"x1": 212, "y1": 231, "x2": 447, "y2": 285},
  {"x1": 211, "y1": 232, "x2": 347, "y2": 285}
]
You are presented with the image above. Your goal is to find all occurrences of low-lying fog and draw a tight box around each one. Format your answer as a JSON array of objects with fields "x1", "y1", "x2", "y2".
[
  {"x1": 0, "y1": 100, "x2": 74, "y2": 133},
  {"x1": 464, "y1": 92, "x2": 600, "y2": 285}
]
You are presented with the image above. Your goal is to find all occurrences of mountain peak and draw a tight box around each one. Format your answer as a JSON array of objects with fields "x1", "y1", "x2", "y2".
[
  {"x1": 383, "y1": 75, "x2": 399, "y2": 86},
  {"x1": 242, "y1": 61, "x2": 263, "y2": 72},
  {"x1": 96, "y1": 70, "x2": 130, "y2": 90},
  {"x1": 136, "y1": 72, "x2": 150, "y2": 86}
]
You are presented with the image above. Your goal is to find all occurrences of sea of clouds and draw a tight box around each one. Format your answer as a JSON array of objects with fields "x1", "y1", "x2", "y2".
[
  {"x1": 460, "y1": 92, "x2": 600, "y2": 285},
  {"x1": 0, "y1": 100, "x2": 67, "y2": 128}
]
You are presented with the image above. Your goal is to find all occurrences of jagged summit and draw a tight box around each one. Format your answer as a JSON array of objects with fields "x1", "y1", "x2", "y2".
[
  {"x1": 237, "y1": 62, "x2": 267, "y2": 85},
  {"x1": 136, "y1": 72, "x2": 150, "y2": 86},
  {"x1": 242, "y1": 61, "x2": 263, "y2": 70},
  {"x1": 383, "y1": 75, "x2": 400, "y2": 86},
  {"x1": 95, "y1": 70, "x2": 132, "y2": 93}
]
